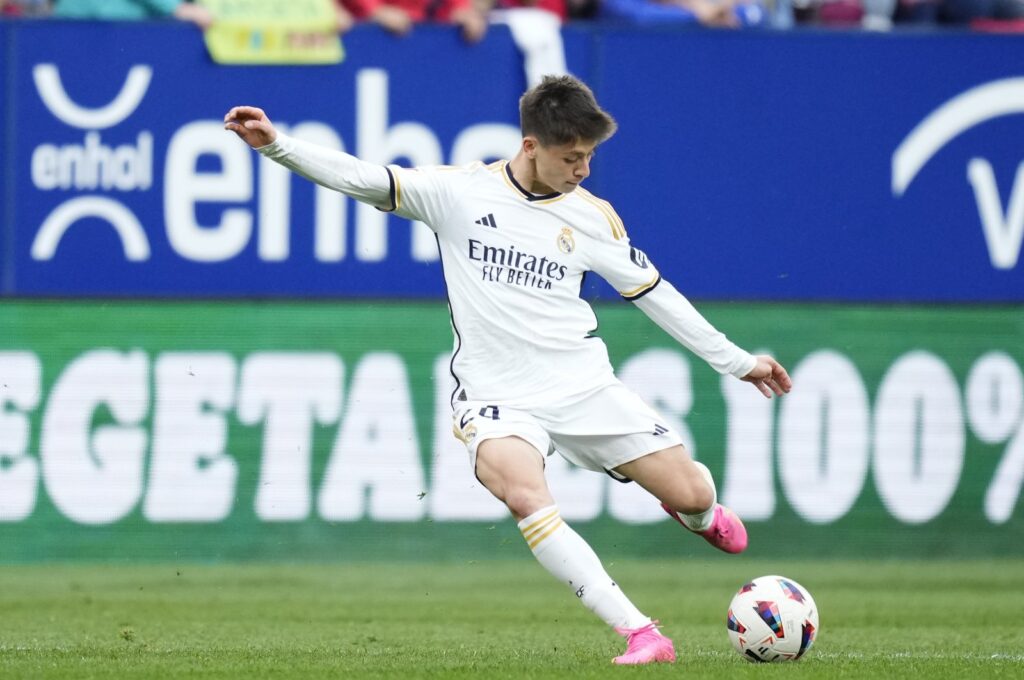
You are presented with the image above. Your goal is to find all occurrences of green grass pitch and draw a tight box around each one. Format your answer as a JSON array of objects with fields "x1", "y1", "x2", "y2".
[{"x1": 1, "y1": 559, "x2": 1021, "y2": 678}]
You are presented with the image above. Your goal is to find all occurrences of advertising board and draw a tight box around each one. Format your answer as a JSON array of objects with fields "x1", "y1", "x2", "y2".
[
  {"x1": 2, "y1": 301, "x2": 1020, "y2": 560},
  {"x1": 1, "y1": 23, "x2": 1022, "y2": 300}
]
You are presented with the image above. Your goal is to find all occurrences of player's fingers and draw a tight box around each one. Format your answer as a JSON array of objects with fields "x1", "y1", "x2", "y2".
[
  {"x1": 223, "y1": 119, "x2": 250, "y2": 133},
  {"x1": 238, "y1": 105, "x2": 265, "y2": 118},
  {"x1": 225, "y1": 105, "x2": 265, "y2": 123},
  {"x1": 243, "y1": 119, "x2": 271, "y2": 134},
  {"x1": 772, "y1": 364, "x2": 793, "y2": 392},
  {"x1": 224, "y1": 106, "x2": 248, "y2": 122},
  {"x1": 756, "y1": 380, "x2": 772, "y2": 399}
]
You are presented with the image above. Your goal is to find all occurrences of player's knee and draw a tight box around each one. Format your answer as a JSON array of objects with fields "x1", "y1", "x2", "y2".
[
  {"x1": 671, "y1": 478, "x2": 715, "y2": 515},
  {"x1": 693, "y1": 483, "x2": 716, "y2": 514},
  {"x1": 503, "y1": 487, "x2": 553, "y2": 519}
]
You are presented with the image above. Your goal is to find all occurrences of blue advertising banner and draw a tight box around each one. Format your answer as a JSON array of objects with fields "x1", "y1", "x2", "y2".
[
  {"x1": 593, "y1": 30, "x2": 1024, "y2": 302},
  {"x1": 1, "y1": 21, "x2": 1022, "y2": 301},
  {"x1": 1, "y1": 24, "x2": 9, "y2": 293},
  {"x1": 7, "y1": 21, "x2": 527, "y2": 298}
]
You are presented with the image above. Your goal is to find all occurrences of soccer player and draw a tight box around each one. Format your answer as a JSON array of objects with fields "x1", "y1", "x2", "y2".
[{"x1": 224, "y1": 75, "x2": 791, "y2": 665}]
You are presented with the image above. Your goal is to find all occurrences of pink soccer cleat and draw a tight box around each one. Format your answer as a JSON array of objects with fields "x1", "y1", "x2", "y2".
[
  {"x1": 662, "y1": 502, "x2": 748, "y2": 554},
  {"x1": 612, "y1": 621, "x2": 676, "y2": 665}
]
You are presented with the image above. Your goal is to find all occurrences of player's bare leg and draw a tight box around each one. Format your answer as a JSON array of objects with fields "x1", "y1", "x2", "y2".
[
  {"x1": 615, "y1": 445, "x2": 748, "y2": 554},
  {"x1": 475, "y1": 436, "x2": 675, "y2": 665},
  {"x1": 474, "y1": 436, "x2": 555, "y2": 521}
]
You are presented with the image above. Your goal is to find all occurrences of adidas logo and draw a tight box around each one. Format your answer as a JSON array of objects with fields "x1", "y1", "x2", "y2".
[
  {"x1": 653, "y1": 424, "x2": 668, "y2": 436},
  {"x1": 474, "y1": 213, "x2": 498, "y2": 228}
]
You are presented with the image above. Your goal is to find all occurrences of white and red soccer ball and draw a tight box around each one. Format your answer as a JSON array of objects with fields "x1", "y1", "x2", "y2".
[{"x1": 726, "y1": 575, "x2": 819, "y2": 662}]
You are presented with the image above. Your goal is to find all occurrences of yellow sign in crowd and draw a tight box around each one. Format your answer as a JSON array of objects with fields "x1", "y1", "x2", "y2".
[{"x1": 199, "y1": 0, "x2": 344, "y2": 64}]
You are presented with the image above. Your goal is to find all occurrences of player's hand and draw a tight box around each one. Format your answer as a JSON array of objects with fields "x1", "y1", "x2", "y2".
[
  {"x1": 223, "y1": 106, "x2": 278, "y2": 149},
  {"x1": 741, "y1": 355, "x2": 792, "y2": 399}
]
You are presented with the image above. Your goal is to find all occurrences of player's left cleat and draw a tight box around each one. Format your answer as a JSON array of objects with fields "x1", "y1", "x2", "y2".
[
  {"x1": 612, "y1": 621, "x2": 676, "y2": 665},
  {"x1": 662, "y1": 502, "x2": 748, "y2": 554}
]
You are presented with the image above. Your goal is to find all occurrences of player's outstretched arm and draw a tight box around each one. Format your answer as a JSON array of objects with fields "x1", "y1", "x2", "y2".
[
  {"x1": 740, "y1": 355, "x2": 792, "y2": 399},
  {"x1": 223, "y1": 105, "x2": 396, "y2": 211},
  {"x1": 224, "y1": 106, "x2": 278, "y2": 149}
]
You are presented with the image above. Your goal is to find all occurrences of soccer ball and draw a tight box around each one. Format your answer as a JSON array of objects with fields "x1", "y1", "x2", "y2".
[{"x1": 726, "y1": 575, "x2": 818, "y2": 662}]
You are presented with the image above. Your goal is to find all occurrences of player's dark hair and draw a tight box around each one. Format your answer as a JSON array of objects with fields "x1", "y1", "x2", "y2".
[{"x1": 519, "y1": 75, "x2": 617, "y2": 147}]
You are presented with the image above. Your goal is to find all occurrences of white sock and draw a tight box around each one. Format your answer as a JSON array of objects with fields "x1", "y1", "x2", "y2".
[
  {"x1": 677, "y1": 461, "x2": 718, "y2": 532},
  {"x1": 518, "y1": 505, "x2": 651, "y2": 630}
]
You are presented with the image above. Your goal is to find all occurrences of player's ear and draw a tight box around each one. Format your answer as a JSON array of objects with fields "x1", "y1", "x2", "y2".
[{"x1": 523, "y1": 136, "x2": 539, "y2": 159}]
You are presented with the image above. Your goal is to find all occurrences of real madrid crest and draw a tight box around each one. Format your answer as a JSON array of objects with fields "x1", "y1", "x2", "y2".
[{"x1": 557, "y1": 227, "x2": 576, "y2": 254}]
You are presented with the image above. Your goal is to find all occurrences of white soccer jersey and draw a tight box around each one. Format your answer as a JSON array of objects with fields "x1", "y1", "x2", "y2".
[
  {"x1": 259, "y1": 134, "x2": 756, "y2": 409},
  {"x1": 388, "y1": 160, "x2": 664, "y2": 406}
]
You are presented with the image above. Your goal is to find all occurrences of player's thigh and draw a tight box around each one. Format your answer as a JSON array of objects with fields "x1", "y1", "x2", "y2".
[
  {"x1": 475, "y1": 436, "x2": 555, "y2": 515},
  {"x1": 453, "y1": 402, "x2": 554, "y2": 518},
  {"x1": 613, "y1": 444, "x2": 714, "y2": 513}
]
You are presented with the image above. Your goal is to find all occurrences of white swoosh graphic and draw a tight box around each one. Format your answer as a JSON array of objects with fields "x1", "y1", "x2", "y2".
[
  {"x1": 892, "y1": 77, "x2": 1024, "y2": 196},
  {"x1": 33, "y1": 64, "x2": 152, "y2": 130},
  {"x1": 33, "y1": 197, "x2": 150, "y2": 261}
]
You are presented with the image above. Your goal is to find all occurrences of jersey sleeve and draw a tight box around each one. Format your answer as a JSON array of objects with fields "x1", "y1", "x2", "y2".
[
  {"x1": 258, "y1": 134, "x2": 459, "y2": 230},
  {"x1": 257, "y1": 133, "x2": 393, "y2": 209},
  {"x1": 632, "y1": 280, "x2": 757, "y2": 378},
  {"x1": 584, "y1": 206, "x2": 663, "y2": 301},
  {"x1": 585, "y1": 203, "x2": 755, "y2": 379},
  {"x1": 385, "y1": 165, "x2": 460, "y2": 229}
]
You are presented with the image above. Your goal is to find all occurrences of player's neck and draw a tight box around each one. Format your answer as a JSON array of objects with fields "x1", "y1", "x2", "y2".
[{"x1": 509, "y1": 152, "x2": 556, "y2": 195}]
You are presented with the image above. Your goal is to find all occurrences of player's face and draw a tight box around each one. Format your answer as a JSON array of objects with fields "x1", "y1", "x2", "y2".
[{"x1": 529, "y1": 138, "x2": 598, "y2": 194}]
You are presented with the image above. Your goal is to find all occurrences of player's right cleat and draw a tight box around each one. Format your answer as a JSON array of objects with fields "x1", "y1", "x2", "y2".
[
  {"x1": 662, "y1": 502, "x2": 748, "y2": 554},
  {"x1": 612, "y1": 621, "x2": 676, "y2": 665}
]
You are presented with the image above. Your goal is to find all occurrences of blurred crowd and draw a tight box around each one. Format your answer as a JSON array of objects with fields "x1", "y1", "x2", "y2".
[{"x1": 2, "y1": 0, "x2": 1022, "y2": 35}]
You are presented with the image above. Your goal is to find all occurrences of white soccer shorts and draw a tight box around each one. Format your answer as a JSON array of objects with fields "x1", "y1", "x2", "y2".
[{"x1": 452, "y1": 382, "x2": 684, "y2": 480}]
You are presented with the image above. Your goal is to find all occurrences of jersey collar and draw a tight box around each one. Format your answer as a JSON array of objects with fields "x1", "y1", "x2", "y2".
[{"x1": 504, "y1": 162, "x2": 562, "y2": 202}]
